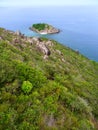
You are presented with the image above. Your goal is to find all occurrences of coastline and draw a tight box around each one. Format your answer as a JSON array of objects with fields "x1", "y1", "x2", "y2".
[{"x1": 29, "y1": 26, "x2": 60, "y2": 35}]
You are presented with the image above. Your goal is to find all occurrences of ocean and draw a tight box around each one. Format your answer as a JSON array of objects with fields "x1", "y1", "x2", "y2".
[{"x1": 0, "y1": 6, "x2": 98, "y2": 61}]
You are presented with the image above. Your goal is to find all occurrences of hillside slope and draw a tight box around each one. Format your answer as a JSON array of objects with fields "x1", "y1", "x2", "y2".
[{"x1": 0, "y1": 28, "x2": 98, "y2": 130}]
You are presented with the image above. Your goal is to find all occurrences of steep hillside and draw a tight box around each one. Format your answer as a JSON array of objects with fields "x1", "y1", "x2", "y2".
[{"x1": 0, "y1": 28, "x2": 98, "y2": 130}]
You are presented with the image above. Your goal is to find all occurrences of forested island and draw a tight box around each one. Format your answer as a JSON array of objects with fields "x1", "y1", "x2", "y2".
[
  {"x1": 29, "y1": 23, "x2": 60, "y2": 34},
  {"x1": 0, "y1": 27, "x2": 98, "y2": 130}
]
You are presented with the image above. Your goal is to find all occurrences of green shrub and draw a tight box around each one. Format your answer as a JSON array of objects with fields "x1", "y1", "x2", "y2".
[
  {"x1": 16, "y1": 62, "x2": 46, "y2": 88},
  {"x1": 21, "y1": 81, "x2": 33, "y2": 94},
  {"x1": 33, "y1": 23, "x2": 46, "y2": 31},
  {"x1": 78, "y1": 119, "x2": 94, "y2": 130}
]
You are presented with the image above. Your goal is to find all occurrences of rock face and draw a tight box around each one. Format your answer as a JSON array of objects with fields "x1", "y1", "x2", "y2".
[
  {"x1": 15, "y1": 30, "x2": 21, "y2": 35},
  {"x1": 0, "y1": 36, "x2": 2, "y2": 40},
  {"x1": 27, "y1": 37, "x2": 51, "y2": 58},
  {"x1": 29, "y1": 23, "x2": 60, "y2": 34},
  {"x1": 14, "y1": 31, "x2": 51, "y2": 58}
]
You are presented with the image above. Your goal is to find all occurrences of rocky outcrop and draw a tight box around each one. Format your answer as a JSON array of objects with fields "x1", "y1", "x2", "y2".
[
  {"x1": 37, "y1": 42, "x2": 50, "y2": 55},
  {"x1": 0, "y1": 28, "x2": 52, "y2": 59},
  {"x1": 0, "y1": 36, "x2": 2, "y2": 40},
  {"x1": 17, "y1": 35, "x2": 52, "y2": 59},
  {"x1": 30, "y1": 37, "x2": 51, "y2": 59},
  {"x1": 15, "y1": 30, "x2": 21, "y2": 35}
]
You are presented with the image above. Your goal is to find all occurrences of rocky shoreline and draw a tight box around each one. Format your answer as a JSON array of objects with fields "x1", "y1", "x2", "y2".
[{"x1": 29, "y1": 23, "x2": 60, "y2": 35}]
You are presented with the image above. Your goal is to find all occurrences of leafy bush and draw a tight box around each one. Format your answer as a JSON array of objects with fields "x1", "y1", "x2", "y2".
[
  {"x1": 21, "y1": 81, "x2": 33, "y2": 94},
  {"x1": 78, "y1": 119, "x2": 95, "y2": 130},
  {"x1": 16, "y1": 62, "x2": 46, "y2": 88}
]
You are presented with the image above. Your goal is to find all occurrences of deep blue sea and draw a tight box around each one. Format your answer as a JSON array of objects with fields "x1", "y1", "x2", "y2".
[{"x1": 0, "y1": 6, "x2": 98, "y2": 61}]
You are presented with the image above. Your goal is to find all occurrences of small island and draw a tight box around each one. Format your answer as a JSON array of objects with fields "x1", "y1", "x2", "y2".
[{"x1": 29, "y1": 23, "x2": 60, "y2": 34}]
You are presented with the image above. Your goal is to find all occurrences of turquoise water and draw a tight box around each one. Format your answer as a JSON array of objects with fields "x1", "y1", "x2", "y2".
[{"x1": 0, "y1": 6, "x2": 98, "y2": 61}]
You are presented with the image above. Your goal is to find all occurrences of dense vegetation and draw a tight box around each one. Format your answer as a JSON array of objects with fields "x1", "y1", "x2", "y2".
[
  {"x1": 0, "y1": 28, "x2": 98, "y2": 130},
  {"x1": 32, "y1": 23, "x2": 50, "y2": 31}
]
